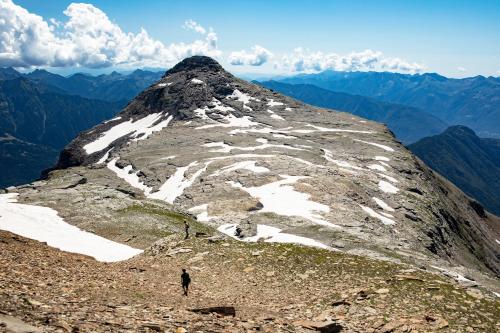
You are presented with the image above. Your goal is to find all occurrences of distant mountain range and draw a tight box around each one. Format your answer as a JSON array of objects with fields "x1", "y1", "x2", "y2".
[
  {"x1": 0, "y1": 67, "x2": 166, "y2": 187},
  {"x1": 25, "y1": 69, "x2": 163, "y2": 102},
  {"x1": 0, "y1": 74, "x2": 124, "y2": 187},
  {"x1": 258, "y1": 80, "x2": 447, "y2": 144},
  {"x1": 409, "y1": 126, "x2": 500, "y2": 216},
  {"x1": 279, "y1": 71, "x2": 500, "y2": 138}
]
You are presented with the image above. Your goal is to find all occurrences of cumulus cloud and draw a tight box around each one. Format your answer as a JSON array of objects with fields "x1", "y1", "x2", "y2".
[
  {"x1": 279, "y1": 48, "x2": 424, "y2": 74},
  {"x1": 228, "y1": 45, "x2": 273, "y2": 66},
  {"x1": 0, "y1": 0, "x2": 221, "y2": 68},
  {"x1": 183, "y1": 19, "x2": 206, "y2": 35}
]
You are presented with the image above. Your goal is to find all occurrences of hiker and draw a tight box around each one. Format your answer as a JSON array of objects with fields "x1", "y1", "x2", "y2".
[
  {"x1": 184, "y1": 220, "x2": 190, "y2": 239},
  {"x1": 181, "y1": 269, "x2": 191, "y2": 296},
  {"x1": 234, "y1": 226, "x2": 242, "y2": 238}
]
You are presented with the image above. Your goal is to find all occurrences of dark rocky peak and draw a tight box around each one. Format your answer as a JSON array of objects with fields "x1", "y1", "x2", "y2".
[
  {"x1": 164, "y1": 56, "x2": 224, "y2": 76},
  {"x1": 443, "y1": 125, "x2": 477, "y2": 139}
]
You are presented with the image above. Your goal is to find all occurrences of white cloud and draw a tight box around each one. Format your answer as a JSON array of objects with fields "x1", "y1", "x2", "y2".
[
  {"x1": 228, "y1": 45, "x2": 273, "y2": 66},
  {"x1": 457, "y1": 66, "x2": 467, "y2": 72},
  {"x1": 0, "y1": 0, "x2": 221, "y2": 68},
  {"x1": 183, "y1": 19, "x2": 206, "y2": 35},
  {"x1": 278, "y1": 48, "x2": 425, "y2": 74}
]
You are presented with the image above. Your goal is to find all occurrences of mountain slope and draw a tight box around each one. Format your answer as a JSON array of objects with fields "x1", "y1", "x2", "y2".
[
  {"x1": 409, "y1": 126, "x2": 500, "y2": 216},
  {"x1": 0, "y1": 77, "x2": 123, "y2": 186},
  {"x1": 258, "y1": 80, "x2": 448, "y2": 144},
  {"x1": 8, "y1": 55, "x2": 489, "y2": 284},
  {"x1": 280, "y1": 71, "x2": 500, "y2": 138}
]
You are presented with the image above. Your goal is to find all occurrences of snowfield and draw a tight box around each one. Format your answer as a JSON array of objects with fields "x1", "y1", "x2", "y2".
[
  {"x1": 229, "y1": 175, "x2": 339, "y2": 229},
  {"x1": 0, "y1": 194, "x2": 142, "y2": 262},
  {"x1": 218, "y1": 224, "x2": 330, "y2": 249},
  {"x1": 84, "y1": 113, "x2": 172, "y2": 154}
]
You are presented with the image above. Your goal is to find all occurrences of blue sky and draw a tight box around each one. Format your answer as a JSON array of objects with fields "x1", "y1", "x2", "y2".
[{"x1": 5, "y1": 0, "x2": 500, "y2": 77}]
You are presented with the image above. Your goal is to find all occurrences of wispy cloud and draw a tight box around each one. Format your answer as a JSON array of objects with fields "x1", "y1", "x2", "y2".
[
  {"x1": 228, "y1": 45, "x2": 273, "y2": 66},
  {"x1": 457, "y1": 66, "x2": 467, "y2": 72},
  {"x1": 277, "y1": 48, "x2": 425, "y2": 73},
  {"x1": 0, "y1": 1, "x2": 221, "y2": 68}
]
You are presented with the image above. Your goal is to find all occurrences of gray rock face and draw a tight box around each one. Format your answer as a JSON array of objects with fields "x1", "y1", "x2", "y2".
[{"x1": 29, "y1": 56, "x2": 499, "y2": 281}]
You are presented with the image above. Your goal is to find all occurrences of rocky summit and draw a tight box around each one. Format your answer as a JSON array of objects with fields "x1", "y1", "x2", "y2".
[{"x1": 1, "y1": 56, "x2": 499, "y2": 332}]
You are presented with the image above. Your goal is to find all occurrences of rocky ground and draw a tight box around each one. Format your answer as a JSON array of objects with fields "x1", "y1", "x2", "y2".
[{"x1": 1, "y1": 230, "x2": 498, "y2": 333}]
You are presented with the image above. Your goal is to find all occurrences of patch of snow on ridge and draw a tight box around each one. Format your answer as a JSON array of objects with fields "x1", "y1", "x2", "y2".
[
  {"x1": 228, "y1": 175, "x2": 339, "y2": 229},
  {"x1": 360, "y1": 205, "x2": 395, "y2": 225},
  {"x1": 149, "y1": 161, "x2": 211, "y2": 204},
  {"x1": 271, "y1": 114, "x2": 285, "y2": 120},
  {"x1": 203, "y1": 140, "x2": 305, "y2": 153},
  {"x1": 378, "y1": 180, "x2": 399, "y2": 193},
  {"x1": 378, "y1": 173, "x2": 399, "y2": 183},
  {"x1": 374, "y1": 156, "x2": 390, "y2": 162},
  {"x1": 210, "y1": 161, "x2": 269, "y2": 177},
  {"x1": 84, "y1": 113, "x2": 171, "y2": 154},
  {"x1": 0, "y1": 193, "x2": 142, "y2": 262},
  {"x1": 131, "y1": 115, "x2": 173, "y2": 142},
  {"x1": 96, "y1": 148, "x2": 113, "y2": 164},
  {"x1": 227, "y1": 89, "x2": 259, "y2": 110},
  {"x1": 373, "y1": 197, "x2": 395, "y2": 212},
  {"x1": 196, "y1": 114, "x2": 259, "y2": 130},
  {"x1": 306, "y1": 124, "x2": 374, "y2": 134},
  {"x1": 157, "y1": 82, "x2": 171, "y2": 88},
  {"x1": 430, "y1": 266, "x2": 475, "y2": 283},
  {"x1": 354, "y1": 139, "x2": 394, "y2": 152},
  {"x1": 191, "y1": 78, "x2": 204, "y2": 84},
  {"x1": 218, "y1": 224, "x2": 330, "y2": 249},
  {"x1": 368, "y1": 164, "x2": 387, "y2": 172},
  {"x1": 104, "y1": 116, "x2": 122, "y2": 124},
  {"x1": 107, "y1": 158, "x2": 152, "y2": 194},
  {"x1": 496, "y1": 239, "x2": 500, "y2": 245},
  {"x1": 322, "y1": 149, "x2": 363, "y2": 170},
  {"x1": 188, "y1": 204, "x2": 215, "y2": 222},
  {"x1": 267, "y1": 99, "x2": 284, "y2": 107}
]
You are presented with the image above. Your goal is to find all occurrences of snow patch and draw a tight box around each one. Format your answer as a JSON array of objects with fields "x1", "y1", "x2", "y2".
[
  {"x1": 188, "y1": 204, "x2": 215, "y2": 222},
  {"x1": 373, "y1": 197, "x2": 395, "y2": 212},
  {"x1": 229, "y1": 175, "x2": 339, "y2": 228},
  {"x1": 367, "y1": 164, "x2": 387, "y2": 172},
  {"x1": 322, "y1": 149, "x2": 363, "y2": 170},
  {"x1": 306, "y1": 124, "x2": 374, "y2": 134},
  {"x1": 96, "y1": 148, "x2": 113, "y2": 165},
  {"x1": 360, "y1": 205, "x2": 395, "y2": 225},
  {"x1": 84, "y1": 113, "x2": 172, "y2": 154},
  {"x1": 430, "y1": 266, "x2": 475, "y2": 283},
  {"x1": 378, "y1": 180, "x2": 399, "y2": 193},
  {"x1": 149, "y1": 161, "x2": 211, "y2": 204},
  {"x1": 227, "y1": 89, "x2": 258, "y2": 110},
  {"x1": 210, "y1": 161, "x2": 269, "y2": 177},
  {"x1": 191, "y1": 78, "x2": 204, "y2": 84},
  {"x1": 377, "y1": 173, "x2": 399, "y2": 183},
  {"x1": 374, "y1": 156, "x2": 390, "y2": 162},
  {"x1": 107, "y1": 158, "x2": 152, "y2": 194},
  {"x1": 0, "y1": 194, "x2": 142, "y2": 262},
  {"x1": 218, "y1": 224, "x2": 329, "y2": 249},
  {"x1": 267, "y1": 99, "x2": 284, "y2": 107},
  {"x1": 355, "y1": 139, "x2": 394, "y2": 152}
]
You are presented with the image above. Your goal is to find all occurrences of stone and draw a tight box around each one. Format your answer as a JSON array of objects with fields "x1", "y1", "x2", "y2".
[
  {"x1": 190, "y1": 306, "x2": 236, "y2": 317},
  {"x1": 0, "y1": 314, "x2": 43, "y2": 333}
]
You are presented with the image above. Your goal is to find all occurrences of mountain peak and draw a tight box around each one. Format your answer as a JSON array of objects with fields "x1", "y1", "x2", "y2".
[{"x1": 164, "y1": 56, "x2": 224, "y2": 76}]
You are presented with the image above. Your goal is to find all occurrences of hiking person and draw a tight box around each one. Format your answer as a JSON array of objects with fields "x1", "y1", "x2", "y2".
[
  {"x1": 183, "y1": 220, "x2": 190, "y2": 239},
  {"x1": 181, "y1": 269, "x2": 191, "y2": 296}
]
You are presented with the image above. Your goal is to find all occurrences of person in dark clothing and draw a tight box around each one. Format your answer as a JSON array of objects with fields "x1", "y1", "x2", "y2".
[
  {"x1": 184, "y1": 220, "x2": 190, "y2": 239},
  {"x1": 181, "y1": 269, "x2": 191, "y2": 296}
]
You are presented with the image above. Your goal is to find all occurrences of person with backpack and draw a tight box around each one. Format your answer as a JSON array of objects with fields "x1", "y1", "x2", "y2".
[
  {"x1": 183, "y1": 220, "x2": 190, "y2": 239},
  {"x1": 181, "y1": 268, "x2": 191, "y2": 296}
]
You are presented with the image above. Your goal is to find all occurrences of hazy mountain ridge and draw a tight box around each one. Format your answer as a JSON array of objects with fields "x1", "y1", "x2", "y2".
[
  {"x1": 280, "y1": 71, "x2": 500, "y2": 138},
  {"x1": 409, "y1": 126, "x2": 500, "y2": 216},
  {"x1": 257, "y1": 80, "x2": 448, "y2": 144},
  {"x1": 0, "y1": 76, "x2": 123, "y2": 187}
]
